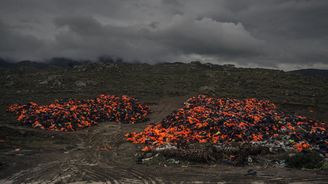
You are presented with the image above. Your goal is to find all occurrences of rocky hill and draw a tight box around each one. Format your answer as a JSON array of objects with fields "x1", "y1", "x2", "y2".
[{"x1": 0, "y1": 59, "x2": 328, "y2": 121}]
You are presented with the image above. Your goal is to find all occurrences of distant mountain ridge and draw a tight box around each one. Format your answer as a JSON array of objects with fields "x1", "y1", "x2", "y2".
[
  {"x1": 1, "y1": 57, "x2": 328, "y2": 78},
  {"x1": 289, "y1": 69, "x2": 328, "y2": 78},
  {"x1": 0, "y1": 58, "x2": 15, "y2": 68},
  {"x1": 0, "y1": 57, "x2": 87, "y2": 69}
]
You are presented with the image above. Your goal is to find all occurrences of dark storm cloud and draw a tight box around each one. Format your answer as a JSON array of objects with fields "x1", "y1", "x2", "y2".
[
  {"x1": 0, "y1": 20, "x2": 44, "y2": 58},
  {"x1": 51, "y1": 15, "x2": 264, "y2": 62},
  {"x1": 0, "y1": 0, "x2": 327, "y2": 70}
]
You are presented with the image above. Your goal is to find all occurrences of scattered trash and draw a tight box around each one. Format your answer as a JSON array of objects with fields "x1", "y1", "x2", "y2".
[
  {"x1": 142, "y1": 157, "x2": 154, "y2": 162},
  {"x1": 153, "y1": 143, "x2": 269, "y2": 165},
  {"x1": 126, "y1": 95, "x2": 327, "y2": 156},
  {"x1": 166, "y1": 158, "x2": 180, "y2": 164},
  {"x1": 247, "y1": 156, "x2": 253, "y2": 164},
  {"x1": 142, "y1": 153, "x2": 157, "y2": 162},
  {"x1": 8, "y1": 94, "x2": 150, "y2": 131},
  {"x1": 136, "y1": 152, "x2": 159, "y2": 164},
  {"x1": 74, "y1": 80, "x2": 87, "y2": 88},
  {"x1": 274, "y1": 160, "x2": 286, "y2": 168}
]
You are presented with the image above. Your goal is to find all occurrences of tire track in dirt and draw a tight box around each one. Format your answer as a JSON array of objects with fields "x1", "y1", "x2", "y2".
[
  {"x1": 2, "y1": 121, "x2": 164, "y2": 183},
  {"x1": 148, "y1": 96, "x2": 186, "y2": 123},
  {"x1": 3, "y1": 96, "x2": 326, "y2": 183}
]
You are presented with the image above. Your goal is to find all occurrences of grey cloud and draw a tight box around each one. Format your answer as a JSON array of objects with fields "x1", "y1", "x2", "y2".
[
  {"x1": 0, "y1": 20, "x2": 44, "y2": 59},
  {"x1": 54, "y1": 16, "x2": 106, "y2": 36},
  {"x1": 0, "y1": 0, "x2": 327, "y2": 70},
  {"x1": 51, "y1": 15, "x2": 264, "y2": 62},
  {"x1": 155, "y1": 16, "x2": 264, "y2": 57},
  {"x1": 235, "y1": 1, "x2": 328, "y2": 39}
]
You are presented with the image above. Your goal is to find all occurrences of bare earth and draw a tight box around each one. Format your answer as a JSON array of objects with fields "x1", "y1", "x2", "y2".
[
  {"x1": 0, "y1": 96, "x2": 327, "y2": 184},
  {"x1": 1, "y1": 62, "x2": 328, "y2": 183}
]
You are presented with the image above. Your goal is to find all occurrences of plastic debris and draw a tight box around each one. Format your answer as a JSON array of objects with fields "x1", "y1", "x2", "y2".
[
  {"x1": 8, "y1": 94, "x2": 150, "y2": 131},
  {"x1": 126, "y1": 95, "x2": 327, "y2": 154}
]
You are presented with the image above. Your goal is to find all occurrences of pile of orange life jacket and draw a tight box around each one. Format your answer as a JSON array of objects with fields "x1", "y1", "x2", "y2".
[
  {"x1": 126, "y1": 95, "x2": 327, "y2": 153},
  {"x1": 8, "y1": 94, "x2": 150, "y2": 131}
]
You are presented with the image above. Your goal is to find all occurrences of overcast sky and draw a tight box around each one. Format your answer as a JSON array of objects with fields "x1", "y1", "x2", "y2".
[{"x1": 0, "y1": 0, "x2": 327, "y2": 70}]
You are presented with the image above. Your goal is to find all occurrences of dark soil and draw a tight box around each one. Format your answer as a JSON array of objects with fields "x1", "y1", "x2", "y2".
[{"x1": 0, "y1": 62, "x2": 327, "y2": 183}]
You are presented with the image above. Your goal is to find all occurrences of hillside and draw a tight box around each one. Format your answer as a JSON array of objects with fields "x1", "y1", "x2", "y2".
[
  {"x1": 1, "y1": 60, "x2": 328, "y2": 121},
  {"x1": 0, "y1": 60, "x2": 327, "y2": 183}
]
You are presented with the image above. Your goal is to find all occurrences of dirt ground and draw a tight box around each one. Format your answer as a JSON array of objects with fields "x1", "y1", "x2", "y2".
[{"x1": 0, "y1": 96, "x2": 327, "y2": 184}]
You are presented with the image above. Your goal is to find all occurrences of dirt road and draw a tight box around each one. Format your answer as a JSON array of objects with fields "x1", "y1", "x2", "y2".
[{"x1": 0, "y1": 97, "x2": 327, "y2": 183}]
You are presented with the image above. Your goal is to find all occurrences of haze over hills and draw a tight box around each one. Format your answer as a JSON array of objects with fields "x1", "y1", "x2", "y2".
[{"x1": 1, "y1": 57, "x2": 328, "y2": 76}]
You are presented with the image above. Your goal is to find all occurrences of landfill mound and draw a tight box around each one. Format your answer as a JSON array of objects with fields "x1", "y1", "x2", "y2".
[
  {"x1": 126, "y1": 95, "x2": 327, "y2": 155},
  {"x1": 7, "y1": 94, "x2": 150, "y2": 131}
]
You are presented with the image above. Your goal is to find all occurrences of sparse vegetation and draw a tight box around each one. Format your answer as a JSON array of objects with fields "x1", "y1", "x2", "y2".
[{"x1": 0, "y1": 59, "x2": 327, "y2": 182}]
